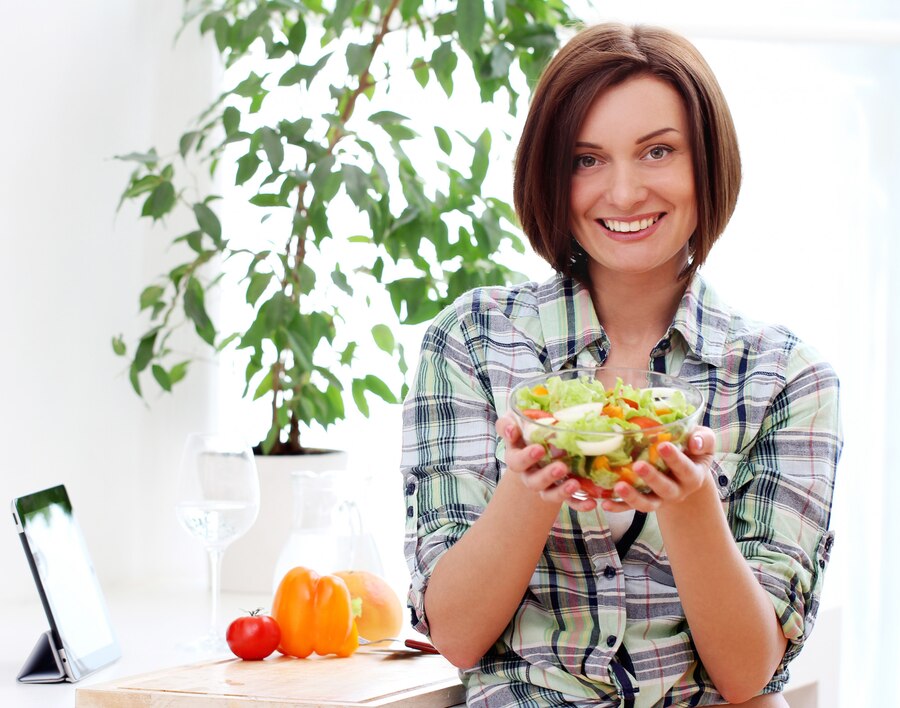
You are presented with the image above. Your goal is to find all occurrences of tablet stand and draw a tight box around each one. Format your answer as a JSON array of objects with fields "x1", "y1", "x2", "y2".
[{"x1": 17, "y1": 629, "x2": 68, "y2": 683}]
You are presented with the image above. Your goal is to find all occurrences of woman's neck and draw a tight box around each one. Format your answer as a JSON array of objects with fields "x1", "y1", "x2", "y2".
[{"x1": 587, "y1": 263, "x2": 689, "y2": 368}]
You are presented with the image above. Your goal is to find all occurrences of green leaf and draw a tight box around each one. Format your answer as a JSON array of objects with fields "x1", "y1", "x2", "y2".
[
  {"x1": 331, "y1": 0, "x2": 354, "y2": 34},
  {"x1": 331, "y1": 266, "x2": 353, "y2": 296},
  {"x1": 133, "y1": 332, "x2": 157, "y2": 373},
  {"x1": 141, "y1": 181, "x2": 176, "y2": 220},
  {"x1": 253, "y1": 368, "x2": 274, "y2": 400},
  {"x1": 115, "y1": 149, "x2": 159, "y2": 166},
  {"x1": 169, "y1": 360, "x2": 189, "y2": 385},
  {"x1": 287, "y1": 16, "x2": 307, "y2": 53},
  {"x1": 434, "y1": 126, "x2": 452, "y2": 155},
  {"x1": 381, "y1": 123, "x2": 418, "y2": 141},
  {"x1": 233, "y1": 72, "x2": 266, "y2": 98},
  {"x1": 369, "y1": 110, "x2": 410, "y2": 125},
  {"x1": 152, "y1": 364, "x2": 172, "y2": 392},
  {"x1": 193, "y1": 202, "x2": 222, "y2": 245},
  {"x1": 259, "y1": 127, "x2": 284, "y2": 171},
  {"x1": 346, "y1": 43, "x2": 371, "y2": 76},
  {"x1": 413, "y1": 60, "x2": 429, "y2": 88},
  {"x1": 351, "y1": 378, "x2": 369, "y2": 417},
  {"x1": 249, "y1": 193, "x2": 288, "y2": 207},
  {"x1": 492, "y1": 0, "x2": 506, "y2": 23},
  {"x1": 470, "y1": 128, "x2": 491, "y2": 187},
  {"x1": 222, "y1": 106, "x2": 240, "y2": 136},
  {"x1": 340, "y1": 341, "x2": 357, "y2": 365},
  {"x1": 363, "y1": 374, "x2": 398, "y2": 404},
  {"x1": 179, "y1": 131, "x2": 199, "y2": 158},
  {"x1": 431, "y1": 42, "x2": 457, "y2": 97},
  {"x1": 213, "y1": 16, "x2": 230, "y2": 52},
  {"x1": 488, "y1": 44, "x2": 514, "y2": 78},
  {"x1": 457, "y1": 0, "x2": 486, "y2": 55},
  {"x1": 112, "y1": 335, "x2": 126, "y2": 356},
  {"x1": 341, "y1": 164, "x2": 369, "y2": 204},
  {"x1": 236, "y1": 152, "x2": 262, "y2": 185},
  {"x1": 129, "y1": 363, "x2": 143, "y2": 397},
  {"x1": 371, "y1": 324, "x2": 395, "y2": 354},
  {"x1": 246, "y1": 271, "x2": 273, "y2": 305},
  {"x1": 184, "y1": 277, "x2": 216, "y2": 346},
  {"x1": 139, "y1": 285, "x2": 165, "y2": 311}
]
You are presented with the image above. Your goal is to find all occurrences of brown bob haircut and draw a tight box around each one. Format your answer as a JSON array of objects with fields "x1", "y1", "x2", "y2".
[{"x1": 513, "y1": 23, "x2": 741, "y2": 283}]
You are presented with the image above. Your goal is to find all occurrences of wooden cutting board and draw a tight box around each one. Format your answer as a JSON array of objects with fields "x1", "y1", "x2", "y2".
[{"x1": 75, "y1": 647, "x2": 465, "y2": 707}]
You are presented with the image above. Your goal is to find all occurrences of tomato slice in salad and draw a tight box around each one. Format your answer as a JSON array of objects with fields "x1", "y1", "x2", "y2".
[
  {"x1": 520, "y1": 408, "x2": 555, "y2": 421},
  {"x1": 629, "y1": 416, "x2": 662, "y2": 429},
  {"x1": 576, "y1": 477, "x2": 614, "y2": 499}
]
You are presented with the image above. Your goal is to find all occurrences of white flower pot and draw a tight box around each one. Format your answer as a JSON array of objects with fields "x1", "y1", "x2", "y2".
[{"x1": 220, "y1": 449, "x2": 348, "y2": 594}]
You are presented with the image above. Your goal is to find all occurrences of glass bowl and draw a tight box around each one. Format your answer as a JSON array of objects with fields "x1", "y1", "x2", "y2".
[{"x1": 508, "y1": 367, "x2": 705, "y2": 500}]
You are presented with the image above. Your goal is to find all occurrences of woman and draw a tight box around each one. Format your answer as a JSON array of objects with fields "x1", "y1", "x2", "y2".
[{"x1": 402, "y1": 23, "x2": 840, "y2": 707}]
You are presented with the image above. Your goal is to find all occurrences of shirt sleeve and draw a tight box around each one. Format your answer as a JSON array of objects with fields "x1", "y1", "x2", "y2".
[
  {"x1": 729, "y1": 342, "x2": 842, "y2": 670},
  {"x1": 400, "y1": 306, "x2": 500, "y2": 636}
]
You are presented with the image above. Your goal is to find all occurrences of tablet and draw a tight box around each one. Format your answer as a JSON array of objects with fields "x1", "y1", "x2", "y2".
[{"x1": 11, "y1": 484, "x2": 120, "y2": 683}]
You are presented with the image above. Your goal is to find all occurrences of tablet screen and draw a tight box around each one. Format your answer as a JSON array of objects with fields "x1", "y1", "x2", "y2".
[{"x1": 14, "y1": 485, "x2": 119, "y2": 680}]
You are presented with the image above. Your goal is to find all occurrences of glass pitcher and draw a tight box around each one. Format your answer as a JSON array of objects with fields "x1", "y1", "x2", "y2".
[{"x1": 272, "y1": 468, "x2": 383, "y2": 592}]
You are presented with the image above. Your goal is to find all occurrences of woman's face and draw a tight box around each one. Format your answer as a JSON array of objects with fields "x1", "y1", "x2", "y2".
[{"x1": 568, "y1": 75, "x2": 698, "y2": 282}]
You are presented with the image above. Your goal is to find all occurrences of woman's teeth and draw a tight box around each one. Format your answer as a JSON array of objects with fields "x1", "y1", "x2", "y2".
[{"x1": 601, "y1": 214, "x2": 662, "y2": 233}]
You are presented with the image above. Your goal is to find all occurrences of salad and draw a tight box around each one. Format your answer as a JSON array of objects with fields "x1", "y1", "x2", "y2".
[{"x1": 511, "y1": 371, "x2": 701, "y2": 498}]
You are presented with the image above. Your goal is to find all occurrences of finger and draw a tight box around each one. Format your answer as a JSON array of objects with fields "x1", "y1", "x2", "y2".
[
  {"x1": 539, "y1": 475, "x2": 581, "y2": 503},
  {"x1": 506, "y1": 443, "x2": 548, "y2": 474},
  {"x1": 634, "y1": 461, "x2": 679, "y2": 499},
  {"x1": 495, "y1": 415, "x2": 521, "y2": 445},
  {"x1": 606, "y1": 481, "x2": 661, "y2": 513},
  {"x1": 567, "y1": 495, "x2": 598, "y2": 512},
  {"x1": 686, "y1": 426, "x2": 716, "y2": 461},
  {"x1": 656, "y1": 442, "x2": 705, "y2": 493}
]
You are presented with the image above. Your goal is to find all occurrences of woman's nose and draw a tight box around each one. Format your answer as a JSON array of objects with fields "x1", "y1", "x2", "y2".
[{"x1": 605, "y1": 164, "x2": 648, "y2": 211}]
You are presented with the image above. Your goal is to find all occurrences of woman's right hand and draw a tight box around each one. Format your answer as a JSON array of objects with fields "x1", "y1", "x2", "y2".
[{"x1": 495, "y1": 414, "x2": 597, "y2": 512}]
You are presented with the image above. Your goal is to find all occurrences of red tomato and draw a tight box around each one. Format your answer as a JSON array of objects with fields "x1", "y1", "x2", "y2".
[
  {"x1": 629, "y1": 416, "x2": 662, "y2": 429},
  {"x1": 576, "y1": 477, "x2": 613, "y2": 498},
  {"x1": 520, "y1": 408, "x2": 554, "y2": 421},
  {"x1": 226, "y1": 610, "x2": 281, "y2": 660}
]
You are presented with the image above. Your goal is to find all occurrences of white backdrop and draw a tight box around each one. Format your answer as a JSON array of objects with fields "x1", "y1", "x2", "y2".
[{"x1": 0, "y1": 1, "x2": 220, "y2": 606}]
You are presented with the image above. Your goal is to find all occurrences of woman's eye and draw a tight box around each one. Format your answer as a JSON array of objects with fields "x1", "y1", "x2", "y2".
[
  {"x1": 645, "y1": 145, "x2": 672, "y2": 161},
  {"x1": 574, "y1": 155, "x2": 598, "y2": 169}
]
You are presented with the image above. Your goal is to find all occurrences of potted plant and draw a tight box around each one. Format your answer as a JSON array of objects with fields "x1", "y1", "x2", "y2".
[{"x1": 113, "y1": 0, "x2": 576, "y2": 455}]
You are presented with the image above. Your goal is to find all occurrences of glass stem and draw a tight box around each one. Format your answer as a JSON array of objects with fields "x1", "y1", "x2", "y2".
[{"x1": 207, "y1": 546, "x2": 225, "y2": 637}]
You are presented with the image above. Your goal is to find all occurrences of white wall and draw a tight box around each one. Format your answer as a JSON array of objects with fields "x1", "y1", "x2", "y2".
[{"x1": 0, "y1": 1, "x2": 218, "y2": 603}]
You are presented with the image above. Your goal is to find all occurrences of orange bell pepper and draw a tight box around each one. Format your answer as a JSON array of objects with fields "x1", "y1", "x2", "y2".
[{"x1": 272, "y1": 567, "x2": 360, "y2": 658}]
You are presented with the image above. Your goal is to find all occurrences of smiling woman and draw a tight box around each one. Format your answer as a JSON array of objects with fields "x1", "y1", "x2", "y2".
[{"x1": 402, "y1": 22, "x2": 841, "y2": 708}]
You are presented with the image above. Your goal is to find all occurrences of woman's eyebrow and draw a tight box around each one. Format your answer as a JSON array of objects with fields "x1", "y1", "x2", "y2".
[
  {"x1": 574, "y1": 127, "x2": 680, "y2": 151},
  {"x1": 635, "y1": 127, "x2": 679, "y2": 143}
]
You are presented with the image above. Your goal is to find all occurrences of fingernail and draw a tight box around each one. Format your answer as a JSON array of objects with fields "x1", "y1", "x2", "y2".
[
  {"x1": 531, "y1": 446, "x2": 544, "y2": 459},
  {"x1": 552, "y1": 465, "x2": 566, "y2": 478},
  {"x1": 506, "y1": 425, "x2": 515, "y2": 438},
  {"x1": 692, "y1": 434, "x2": 703, "y2": 451},
  {"x1": 636, "y1": 463, "x2": 649, "y2": 477}
]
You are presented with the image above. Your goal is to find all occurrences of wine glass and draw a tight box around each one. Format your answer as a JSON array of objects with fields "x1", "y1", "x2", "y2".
[{"x1": 175, "y1": 433, "x2": 259, "y2": 651}]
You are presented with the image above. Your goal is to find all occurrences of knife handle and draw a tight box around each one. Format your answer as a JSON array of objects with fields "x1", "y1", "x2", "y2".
[{"x1": 403, "y1": 639, "x2": 439, "y2": 654}]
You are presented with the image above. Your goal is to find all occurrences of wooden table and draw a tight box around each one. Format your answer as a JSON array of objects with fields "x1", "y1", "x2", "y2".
[{"x1": 76, "y1": 648, "x2": 465, "y2": 707}]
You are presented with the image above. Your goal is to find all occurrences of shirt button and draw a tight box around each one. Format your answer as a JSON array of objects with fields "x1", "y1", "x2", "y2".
[
  {"x1": 406, "y1": 506, "x2": 414, "y2": 518},
  {"x1": 603, "y1": 565, "x2": 616, "y2": 579},
  {"x1": 717, "y1": 474, "x2": 728, "y2": 487},
  {"x1": 606, "y1": 635, "x2": 617, "y2": 648},
  {"x1": 406, "y1": 482, "x2": 416, "y2": 495}
]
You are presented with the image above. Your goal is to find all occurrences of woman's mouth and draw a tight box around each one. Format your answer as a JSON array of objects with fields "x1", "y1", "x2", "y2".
[{"x1": 597, "y1": 213, "x2": 665, "y2": 240}]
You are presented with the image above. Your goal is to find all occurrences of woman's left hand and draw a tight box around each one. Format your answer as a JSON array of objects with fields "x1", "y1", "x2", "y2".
[{"x1": 601, "y1": 426, "x2": 717, "y2": 513}]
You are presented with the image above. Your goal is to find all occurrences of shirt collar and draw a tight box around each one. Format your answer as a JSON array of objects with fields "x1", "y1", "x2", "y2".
[{"x1": 536, "y1": 272, "x2": 730, "y2": 371}]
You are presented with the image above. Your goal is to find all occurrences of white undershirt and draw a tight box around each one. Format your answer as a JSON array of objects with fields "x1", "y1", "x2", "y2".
[{"x1": 606, "y1": 509, "x2": 636, "y2": 543}]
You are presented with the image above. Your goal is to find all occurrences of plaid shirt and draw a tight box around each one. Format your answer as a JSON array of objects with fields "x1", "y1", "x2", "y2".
[{"x1": 402, "y1": 273, "x2": 841, "y2": 707}]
